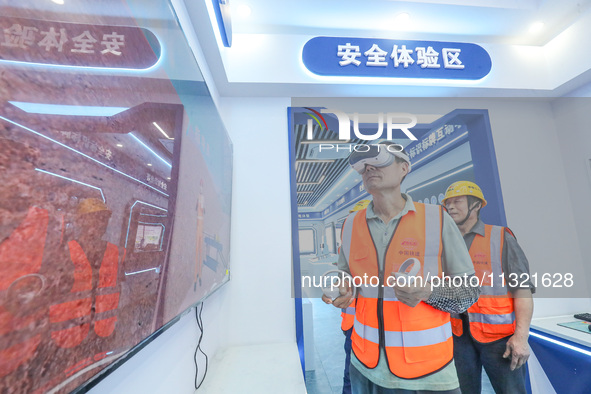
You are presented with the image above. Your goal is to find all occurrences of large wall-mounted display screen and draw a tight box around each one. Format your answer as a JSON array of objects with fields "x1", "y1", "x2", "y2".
[{"x1": 0, "y1": 1, "x2": 233, "y2": 393}]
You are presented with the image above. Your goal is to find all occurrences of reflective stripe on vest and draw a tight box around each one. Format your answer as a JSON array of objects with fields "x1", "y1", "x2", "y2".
[
  {"x1": 354, "y1": 319, "x2": 452, "y2": 347},
  {"x1": 343, "y1": 306, "x2": 355, "y2": 316},
  {"x1": 469, "y1": 311, "x2": 516, "y2": 326},
  {"x1": 341, "y1": 211, "x2": 357, "y2": 265},
  {"x1": 423, "y1": 203, "x2": 441, "y2": 280},
  {"x1": 345, "y1": 202, "x2": 452, "y2": 379},
  {"x1": 49, "y1": 241, "x2": 122, "y2": 347},
  {"x1": 341, "y1": 305, "x2": 355, "y2": 331},
  {"x1": 479, "y1": 226, "x2": 506, "y2": 296},
  {"x1": 453, "y1": 224, "x2": 516, "y2": 343}
]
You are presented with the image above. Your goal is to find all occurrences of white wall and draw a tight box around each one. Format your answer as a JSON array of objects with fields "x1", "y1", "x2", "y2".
[
  {"x1": 217, "y1": 97, "x2": 295, "y2": 347},
  {"x1": 551, "y1": 98, "x2": 591, "y2": 290},
  {"x1": 293, "y1": 97, "x2": 591, "y2": 315}
]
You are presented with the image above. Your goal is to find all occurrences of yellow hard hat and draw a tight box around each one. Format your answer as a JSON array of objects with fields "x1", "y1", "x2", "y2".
[
  {"x1": 349, "y1": 199, "x2": 371, "y2": 213},
  {"x1": 442, "y1": 181, "x2": 487, "y2": 207},
  {"x1": 76, "y1": 198, "x2": 111, "y2": 217}
]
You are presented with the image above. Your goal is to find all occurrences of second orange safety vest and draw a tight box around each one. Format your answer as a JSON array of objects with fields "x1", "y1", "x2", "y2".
[
  {"x1": 450, "y1": 224, "x2": 515, "y2": 343},
  {"x1": 341, "y1": 202, "x2": 452, "y2": 379}
]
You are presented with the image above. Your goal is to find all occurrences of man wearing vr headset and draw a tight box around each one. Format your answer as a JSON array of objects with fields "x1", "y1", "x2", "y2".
[{"x1": 329, "y1": 141, "x2": 479, "y2": 393}]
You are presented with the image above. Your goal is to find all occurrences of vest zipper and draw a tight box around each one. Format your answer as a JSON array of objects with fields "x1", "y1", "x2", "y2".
[
  {"x1": 367, "y1": 217, "x2": 401, "y2": 358},
  {"x1": 377, "y1": 266, "x2": 385, "y2": 354}
]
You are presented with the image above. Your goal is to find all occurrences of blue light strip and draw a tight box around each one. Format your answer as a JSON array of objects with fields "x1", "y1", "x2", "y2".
[
  {"x1": 125, "y1": 200, "x2": 168, "y2": 249},
  {"x1": 0, "y1": 116, "x2": 169, "y2": 197},
  {"x1": 35, "y1": 168, "x2": 106, "y2": 202},
  {"x1": 129, "y1": 133, "x2": 172, "y2": 168},
  {"x1": 529, "y1": 331, "x2": 591, "y2": 357},
  {"x1": 9, "y1": 101, "x2": 128, "y2": 117}
]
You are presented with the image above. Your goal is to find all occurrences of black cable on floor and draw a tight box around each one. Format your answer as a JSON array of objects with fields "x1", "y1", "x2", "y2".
[{"x1": 194, "y1": 302, "x2": 209, "y2": 390}]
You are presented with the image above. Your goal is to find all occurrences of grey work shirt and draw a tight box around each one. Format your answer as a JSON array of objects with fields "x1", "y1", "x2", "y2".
[
  {"x1": 337, "y1": 194, "x2": 475, "y2": 391},
  {"x1": 463, "y1": 219, "x2": 535, "y2": 293}
]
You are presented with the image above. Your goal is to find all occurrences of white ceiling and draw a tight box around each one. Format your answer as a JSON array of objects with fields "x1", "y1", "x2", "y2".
[
  {"x1": 6, "y1": 1, "x2": 591, "y2": 97},
  {"x1": 181, "y1": 0, "x2": 591, "y2": 97},
  {"x1": 8, "y1": 0, "x2": 590, "y2": 96},
  {"x1": 231, "y1": 0, "x2": 590, "y2": 46}
]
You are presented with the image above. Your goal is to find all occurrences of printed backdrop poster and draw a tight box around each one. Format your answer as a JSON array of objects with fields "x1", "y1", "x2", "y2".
[{"x1": 288, "y1": 105, "x2": 584, "y2": 299}]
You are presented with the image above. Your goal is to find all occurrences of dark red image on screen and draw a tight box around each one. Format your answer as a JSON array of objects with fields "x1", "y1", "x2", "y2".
[{"x1": 0, "y1": 86, "x2": 184, "y2": 393}]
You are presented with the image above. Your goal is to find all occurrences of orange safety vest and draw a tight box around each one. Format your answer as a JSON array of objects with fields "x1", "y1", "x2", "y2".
[
  {"x1": 341, "y1": 202, "x2": 452, "y2": 379},
  {"x1": 450, "y1": 225, "x2": 515, "y2": 343},
  {"x1": 49, "y1": 240, "x2": 124, "y2": 348},
  {"x1": 0, "y1": 206, "x2": 48, "y2": 377}
]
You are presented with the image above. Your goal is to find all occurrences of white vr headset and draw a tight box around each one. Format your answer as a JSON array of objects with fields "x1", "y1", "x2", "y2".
[{"x1": 348, "y1": 144, "x2": 412, "y2": 174}]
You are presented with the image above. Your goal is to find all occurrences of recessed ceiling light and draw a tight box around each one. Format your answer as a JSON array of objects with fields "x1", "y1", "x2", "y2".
[
  {"x1": 147, "y1": 163, "x2": 152, "y2": 167},
  {"x1": 116, "y1": 143, "x2": 123, "y2": 148},
  {"x1": 394, "y1": 12, "x2": 411, "y2": 28},
  {"x1": 236, "y1": 4, "x2": 251, "y2": 18},
  {"x1": 51, "y1": 0, "x2": 65, "y2": 4},
  {"x1": 529, "y1": 21, "x2": 545, "y2": 34}
]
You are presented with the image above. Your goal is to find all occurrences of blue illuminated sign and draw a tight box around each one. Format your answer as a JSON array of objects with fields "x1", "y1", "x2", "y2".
[{"x1": 302, "y1": 37, "x2": 491, "y2": 80}]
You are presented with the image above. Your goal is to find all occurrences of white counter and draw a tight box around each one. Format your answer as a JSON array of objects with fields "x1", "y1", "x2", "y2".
[{"x1": 530, "y1": 315, "x2": 591, "y2": 349}]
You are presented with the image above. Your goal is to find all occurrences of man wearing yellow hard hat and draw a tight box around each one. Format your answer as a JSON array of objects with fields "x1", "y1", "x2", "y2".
[{"x1": 442, "y1": 181, "x2": 534, "y2": 394}]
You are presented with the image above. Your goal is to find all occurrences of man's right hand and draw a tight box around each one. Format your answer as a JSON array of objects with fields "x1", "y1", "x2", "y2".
[{"x1": 325, "y1": 284, "x2": 353, "y2": 308}]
